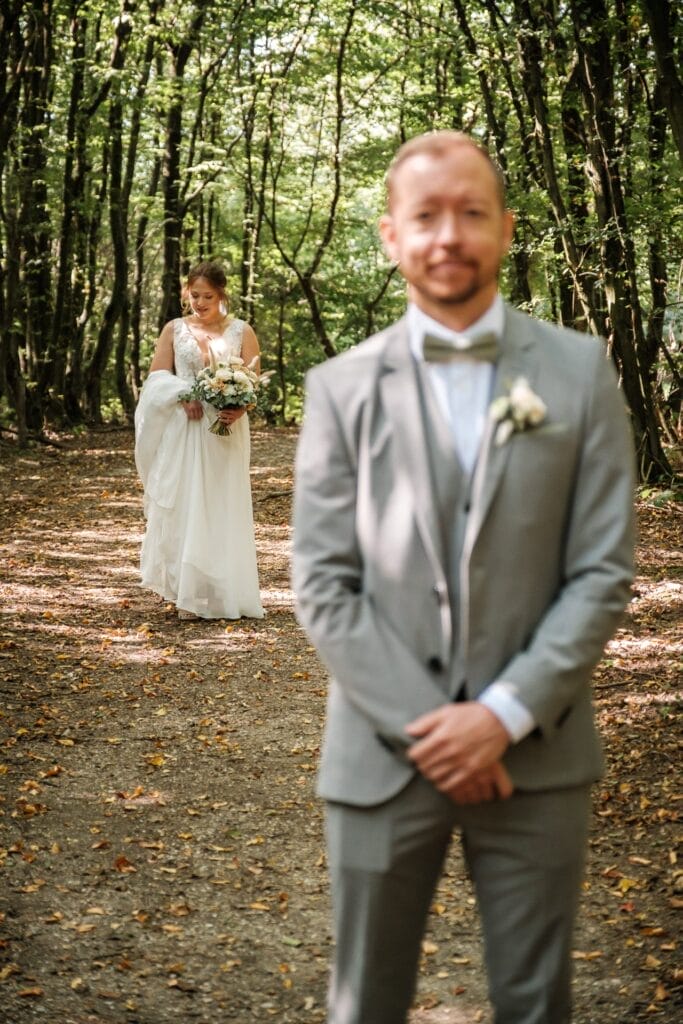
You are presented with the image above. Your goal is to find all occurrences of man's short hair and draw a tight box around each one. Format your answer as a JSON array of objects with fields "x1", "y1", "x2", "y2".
[{"x1": 386, "y1": 131, "x2": 507, "y2": 210}]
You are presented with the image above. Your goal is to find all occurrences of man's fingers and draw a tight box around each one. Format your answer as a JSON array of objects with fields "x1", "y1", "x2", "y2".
[
  {"x1": 447, "y1": 779, "x2": 495, "y2": 804},
  {"x1": 432, "y1": 762, "x2": 515, "y2": 805},
  {"x1": 491, "y1": 761, "x2": 514, "y2": 799},
  {"x1": 405, "y1": 708, "x2": 441, "y2": 738}
]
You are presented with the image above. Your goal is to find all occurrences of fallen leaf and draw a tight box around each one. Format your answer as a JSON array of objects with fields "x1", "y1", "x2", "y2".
[
  {"x1": 19, "y1": 879, "x2": 47, "y2": 893},
  {"x1": 114, "y1": 855, "x2": 136, "y2": 873},
  {"x1": 167, "y1": 902, "x2": 191, "y2": 917}
]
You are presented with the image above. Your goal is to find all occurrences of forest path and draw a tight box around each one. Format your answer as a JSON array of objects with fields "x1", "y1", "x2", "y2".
[{"x1": 0, "y1": 427, "x2": 680, "y2": 1023}]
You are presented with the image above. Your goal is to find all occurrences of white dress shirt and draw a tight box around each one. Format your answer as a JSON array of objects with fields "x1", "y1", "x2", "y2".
[{"x1": 407, "y1": 296, "x2": 535, "y2": 743}]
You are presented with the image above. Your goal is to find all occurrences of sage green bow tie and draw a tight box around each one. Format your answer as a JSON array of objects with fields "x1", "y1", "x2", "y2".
[{"x1": 422, "y1": 330, "x2": 499, "y2": 364}]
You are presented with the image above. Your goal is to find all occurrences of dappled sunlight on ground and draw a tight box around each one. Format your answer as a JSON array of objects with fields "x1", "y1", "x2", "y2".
[{"x1": 0, "y1": 428, "x2": 680, "y2": 1023}]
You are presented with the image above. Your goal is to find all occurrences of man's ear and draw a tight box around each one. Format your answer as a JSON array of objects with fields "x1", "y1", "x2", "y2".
[{"x1": 378, "y1": 214, "x2": 398, "y2": 263}]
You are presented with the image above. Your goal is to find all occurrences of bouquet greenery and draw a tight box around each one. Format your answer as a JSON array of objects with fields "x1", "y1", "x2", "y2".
[{"x1": 178, "y1": 355, "x2": 272, "y2": 436}]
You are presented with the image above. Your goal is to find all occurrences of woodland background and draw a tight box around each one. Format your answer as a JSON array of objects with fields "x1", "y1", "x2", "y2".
[
  {"x1": 0, "y1": 0, "x2": 681, "y2": 482},
  {"x1": 0, "y1": 3, "x2": 682, "y2": 1019}
]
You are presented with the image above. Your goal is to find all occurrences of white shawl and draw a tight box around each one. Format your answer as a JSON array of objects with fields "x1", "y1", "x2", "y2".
[{"x1": 134, "y1": 370, "x2": 189, "y2": 512}]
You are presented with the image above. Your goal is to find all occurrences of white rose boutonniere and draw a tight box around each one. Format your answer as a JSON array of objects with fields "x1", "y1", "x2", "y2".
[{"x1": 490, "y1": 377, "x2": 547, "y2": 446}]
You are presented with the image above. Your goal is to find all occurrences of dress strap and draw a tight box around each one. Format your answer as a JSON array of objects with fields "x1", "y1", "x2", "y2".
[{"x1": 227, "y1": 317, "x2": 246, "y2": 355}]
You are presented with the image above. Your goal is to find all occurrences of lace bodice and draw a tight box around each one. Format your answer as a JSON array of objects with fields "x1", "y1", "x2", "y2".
[{"x1": 173, "y1": 317, "x2": 246, "y2": 384}]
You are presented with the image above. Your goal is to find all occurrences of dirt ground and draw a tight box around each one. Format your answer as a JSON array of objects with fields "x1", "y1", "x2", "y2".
[{"x1": 0, "y1": 426, "x2": 681, "y2": 1024}]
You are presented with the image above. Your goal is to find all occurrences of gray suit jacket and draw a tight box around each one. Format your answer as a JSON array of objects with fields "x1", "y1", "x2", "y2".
[{"x1": 292, "y1": 305, "x2": 635, "y2": 806}]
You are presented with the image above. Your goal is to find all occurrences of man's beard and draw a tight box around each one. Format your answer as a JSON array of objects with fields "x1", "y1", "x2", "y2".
[{"x1": 419, "y1": 259, "x2": 501, "y2": 308}]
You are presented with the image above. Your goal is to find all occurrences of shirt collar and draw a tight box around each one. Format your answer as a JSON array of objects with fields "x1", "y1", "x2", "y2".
[{"x1": 408, "y1": 294, "x2": 504, "y2": 362}]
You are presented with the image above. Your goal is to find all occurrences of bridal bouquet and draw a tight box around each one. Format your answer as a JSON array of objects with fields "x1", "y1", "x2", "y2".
[{"x1": 178, "y1": 355, "x2": 272, "y2": 436}]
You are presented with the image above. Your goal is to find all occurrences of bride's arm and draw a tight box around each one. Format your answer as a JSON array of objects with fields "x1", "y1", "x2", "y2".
[
  {"x1": 241, "y1": 323, "x2": 261, "y2": 374},
  {"x1": 149, "y1": 320, "x2": 203, "y2": 420},
  {"x1": 149, "y1": 321, "x2": 175, "y2": 372}
]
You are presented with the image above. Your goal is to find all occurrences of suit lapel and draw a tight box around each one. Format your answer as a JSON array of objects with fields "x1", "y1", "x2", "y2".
[
  {"x1": 455, "y1": 307, "x2": 537, "y2": 659},
  {"x1": 378, "y1": 321, "x2": 446, "y2": 579},
  {"x1": 465, "y1": 305, "x2": 538, "y2": 546}
]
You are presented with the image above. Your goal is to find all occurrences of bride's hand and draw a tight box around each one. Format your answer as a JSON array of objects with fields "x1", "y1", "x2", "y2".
[
  {"x1": 218, "y1": 408, "x2": 245, "y2": 426},
  {"x1": 181, "y1": 400, "x2": 204, "y2": 420}
]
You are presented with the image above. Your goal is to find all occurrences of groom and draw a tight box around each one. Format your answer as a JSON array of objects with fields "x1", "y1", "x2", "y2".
[{"x1": 292, "y1": 131, "x2": 635, "y2": 1024}]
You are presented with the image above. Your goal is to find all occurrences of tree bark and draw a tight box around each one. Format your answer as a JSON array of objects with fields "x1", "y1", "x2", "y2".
[
  {"x1": 47, "y1": 4, "x2": 87, "y2": 423},
  {"x1": 0, "y1": 1, "x2": 25, "y2": 437},
  {"x1": 83, "y1": 3, "x2": 134, "y2": 422},
  {"x1": 158, "y1": 8, "x2": 206, "y2": 330},
  {"x1": 641, "y1": 0, "x2": 683, "y2": 162},
  {"x1": 511, "y1": 0, "x2": 602, "y2": 336},
  {"x1": 570, "y1": 0, "x2": 670, "y2": 480},
  {"x1": 17, "y1": 0, "x2": 54, "y2": 428}
]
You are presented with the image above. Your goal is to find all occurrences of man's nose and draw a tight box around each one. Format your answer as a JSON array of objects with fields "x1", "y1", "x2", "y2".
[{"x1": 435, "y1": 212, "x2": 461, "y2": 245}]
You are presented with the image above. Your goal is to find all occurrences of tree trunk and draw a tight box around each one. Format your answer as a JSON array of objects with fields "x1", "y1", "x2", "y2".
[
  {"x1": 47, "y1": 5, "x2": 87, "y2": 423},
  {"x1": 512, "y1": 0, "x2": 602, "y2": 337},
  {"x1": 265, "y1": 0, "x2": 357, "y2": 359},
  {"x1": 0, "y1": 1, "x2": 24, "y2": 429},
  {"x1": 158, "y1": 9, "x2": 206, "y2": 330},
  {"x1": 83, "y1": 18, "x2": 132, "y2": 423},
  {"x1": 17, "y1": 0, "x2": 54, "y2": 428},
  {"x1": 570, "y1": 0, "x2": 670, "y2": 480},
  {"x1": 130, "y1": 148, "x2": 162, "y2": 393},
  {"x1": 641, "y1": 0, "x2": 683, "y2": 162},
  {"x1": 451, "y1": 0, "x2": 531, "y2": 306}
]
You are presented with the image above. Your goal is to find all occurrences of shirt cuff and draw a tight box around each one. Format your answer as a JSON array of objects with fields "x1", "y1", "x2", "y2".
[{"x1": 478, "y1": 682, "x2": 536, "y2": 743}]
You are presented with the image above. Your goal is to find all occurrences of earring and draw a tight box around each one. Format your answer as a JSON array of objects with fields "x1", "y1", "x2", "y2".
[{"x1": 219, "y1": 300, "x2": 227, "y2": 316}]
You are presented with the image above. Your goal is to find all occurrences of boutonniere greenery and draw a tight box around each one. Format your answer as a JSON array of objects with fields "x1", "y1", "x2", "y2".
[{"x1": 490, "y1": 376, "x2": 547, "y2": 446}]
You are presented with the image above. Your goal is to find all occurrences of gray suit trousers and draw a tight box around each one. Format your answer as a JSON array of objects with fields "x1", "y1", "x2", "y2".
[{"x1": 325, "y1": 774, "x2": 591, "y2": 1024}]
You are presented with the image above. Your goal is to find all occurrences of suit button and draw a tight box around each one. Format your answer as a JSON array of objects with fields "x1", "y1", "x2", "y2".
[{"x1": 427, "y1": 656, "x2": 443, "y2": 673}]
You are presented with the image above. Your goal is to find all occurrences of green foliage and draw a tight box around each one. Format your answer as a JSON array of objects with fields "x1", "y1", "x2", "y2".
[
  {"x1": 0, "y1": 0, "x2": 680, "y2": 477},
  {"x1": 638, "y1": 487, "x2": 683, "y2": 507}
]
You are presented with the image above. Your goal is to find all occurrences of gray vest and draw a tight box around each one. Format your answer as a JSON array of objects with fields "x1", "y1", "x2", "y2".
[{"x1": 414, "y1": 361, "x2": 472, "y2": 694}]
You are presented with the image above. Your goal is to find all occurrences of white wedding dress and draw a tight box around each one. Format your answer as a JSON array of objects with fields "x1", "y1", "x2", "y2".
[{"x1": 135, "y1": 317, "x2": 264, "y2": 619}]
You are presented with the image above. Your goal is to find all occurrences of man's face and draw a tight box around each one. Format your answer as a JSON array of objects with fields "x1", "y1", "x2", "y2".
[{"x1": 379, "y1": 144, "x2": 515, "y2": 325}]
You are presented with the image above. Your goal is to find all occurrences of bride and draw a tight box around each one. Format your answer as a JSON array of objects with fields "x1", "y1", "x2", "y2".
[{"x1": 135, "y1": 261, "x2": 264, "y2": 620}]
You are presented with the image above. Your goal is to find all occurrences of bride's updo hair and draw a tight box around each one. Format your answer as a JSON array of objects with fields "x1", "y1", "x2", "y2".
[{"x1": 181, "y1": 260, "x2": 230, "y2": 315}]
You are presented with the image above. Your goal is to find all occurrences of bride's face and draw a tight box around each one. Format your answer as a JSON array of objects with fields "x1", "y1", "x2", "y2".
[{"x1": 188, "y1": 277, "x2": 223, "y2": 321}]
